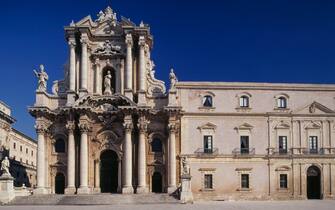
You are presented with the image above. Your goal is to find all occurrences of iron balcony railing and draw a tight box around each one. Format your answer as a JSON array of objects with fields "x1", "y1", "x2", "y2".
[
  {"x1": 232, "y1": 148, "x2": 255, "y2": 156},
  {"x1": 270, "y1": 148, "x2": 292, "y2": 155},
  {"x1": 194, "y1": 148, "x2": 219, "y2": 156}
]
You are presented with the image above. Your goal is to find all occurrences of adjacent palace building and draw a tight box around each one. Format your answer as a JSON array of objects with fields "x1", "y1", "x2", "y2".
[{"x1": 29, "y1": 6, "x2": 335, "y2": 200}]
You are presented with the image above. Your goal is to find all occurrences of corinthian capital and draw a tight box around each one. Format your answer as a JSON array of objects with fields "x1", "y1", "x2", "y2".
[
  {"x1": 123, "y1": 121, "x2": 133, "y2": 132},
  {"x1": 35, "y1": 121, "x2": 48, "y2": 134},
  {"x1": 125, "y1": 33, "x2": 133, "y2": 46},
  {"x1": 66, "y1": 121, "x2": 76, "y2": 133},
  {"x1": 168, "y1": 122, "x2": 177, "y2": 133},
  {"x1": 68, "y1": 39, "x2": 76, "y2": 48},
  {"x1": 138, "y1": 118, "x2": 148, "y2": 133},
  {"x1": 80, "y1": 35, "x2": 89, "y2": 45},
  {"x1": 79, "y1": 121, "x2": 90, "y2": 133},
  {"x1": 138, "y1": 36, "x2": 146, "y2": 47}
]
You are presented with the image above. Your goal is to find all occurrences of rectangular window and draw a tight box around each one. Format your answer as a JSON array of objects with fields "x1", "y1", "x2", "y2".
[
  {"x1": 204, "y1": 174, "x2": 213, "y2": 189},
  {"x1": 13, "y1": 143, "x2": 16, "y2": 149},
  {"x1": 26, "y1": 148, "x2": 28, "y2": 154},
  {"x1": 20, "y1": 145, "x2": 22, "y2": 152},
  {"x1": 204, "y1": 135, "x2": 213, "y2": 153},
  {"x1": 239, "y1": 96, "x2": 249, "y2": 107},
  {"x1": 240, "y1": 136, "x2": 249, "y2": 154},
  {"x1": 31, "y1": 151, "x2": 33, "y2": 156},
  {"x1": 241, "y1": 174, "x2": 249, "y2": 189},
  {"x1": 280, "y1": 174, "x2": 288, "y2": 189},
  {"x1": 309, "y1": 136, "x2": 318, "y2": 154},
  {"x1": 278, "y1": 136, "x2": 287, "y2": 154}
]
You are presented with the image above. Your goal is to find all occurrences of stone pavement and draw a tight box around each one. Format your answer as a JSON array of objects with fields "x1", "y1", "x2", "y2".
[{"x1": 1, "y1": 200, "x2": 335, "y2": 210}]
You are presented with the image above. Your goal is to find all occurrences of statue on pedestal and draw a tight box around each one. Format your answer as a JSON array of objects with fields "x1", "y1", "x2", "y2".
[
  {"x1": 181, "y1": 157, "x2": 190, "y2": 175},
  {"x1": 169, "y1": 68, "x2": 178, "y2": 91},
  {"x1": 104, "y1": 71, "x2": 113, "y2": 95},
  {"x1": 1, "y1": 156, "x2": 10, "y2": 176},
  {"x1": 34, "y1": 64, "x2": 49, "y2": 92}
]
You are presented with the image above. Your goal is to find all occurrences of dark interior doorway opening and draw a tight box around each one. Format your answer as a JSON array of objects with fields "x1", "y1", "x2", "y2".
[
  {"x1": 307, "y1": 166, "x2": 321, "y2": 199},
  {"x1": 55, "y1": 172, "x2": 65, "y2": 194},
  {"x1": 100, "y1": 150, "x2": 119, "y2": 193},
  {"x1": 152, "y1": 171, "x2": 163, "y2": 193}
]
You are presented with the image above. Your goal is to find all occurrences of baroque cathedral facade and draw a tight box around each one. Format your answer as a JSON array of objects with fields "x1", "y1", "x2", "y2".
[{"x1": 30, "y1": 6, "x2": 335, "y2": 200}]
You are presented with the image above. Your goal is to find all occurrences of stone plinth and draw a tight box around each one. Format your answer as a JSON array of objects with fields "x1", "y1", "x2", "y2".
[
  {"x1": 0, "y1": 174, "x2": 15, "y2": 203},
  {"x1": 180, "y1": 174, "x2": 193, "y2": 204},
  {"x1": 168, "y1": 90, "x2": 177, "y2": 106}
]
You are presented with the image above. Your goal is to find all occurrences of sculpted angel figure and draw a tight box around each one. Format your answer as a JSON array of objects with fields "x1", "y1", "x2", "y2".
[
  {"x1": 97, "y1": 10, "x2": 105, "y2": 22},
  {"x1": 34, "y1": 64, "x2": 49, "y2": 91},
  {"x1": 1, "y1": 156, "x2": 10, "y2": 175},
  {"x1": 169, "y1": 68, "x2": 178, "y2": 91},
  {"x1": 104, "y1": 71, "x2": 113, "y2": 95}
]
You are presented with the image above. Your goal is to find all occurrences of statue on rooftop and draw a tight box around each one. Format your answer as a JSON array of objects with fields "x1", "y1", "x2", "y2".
[
  {"x1": 34, "y1": 64, "x2": 49, "y2": 92},
  {"x1": 169, "y1": 68, "x2": 178, "y2": 91}
]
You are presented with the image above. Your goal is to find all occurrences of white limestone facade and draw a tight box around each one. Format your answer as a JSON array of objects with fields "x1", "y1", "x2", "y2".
[
  {"x1": 29, "y1": 6, "x2": 335, "y2": 200},
  {"x1": 0, "y1": 101, "x2": 37, "y2": 188}
]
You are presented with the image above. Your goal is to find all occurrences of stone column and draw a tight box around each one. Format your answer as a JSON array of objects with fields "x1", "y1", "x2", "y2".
[
  {"x1": 168, "y1": 122, "x2": 177, "y2": 193},
  {"x1": 322, "y1": 120, "x2": 329, "y2": 154},
  {"x1": 68, "y1": 39, "x2": 76, "y2": 91},
  {"x1": 137, "y1": 117, "x2": 148, "y2": 193},
  {"x1": 117, "y1": 160, "x2": 122, "y2": 193},
  {"x1": 65, "y1": 122, "x2": 76, "y2": 194},
  {"x1": 122, "y1": 119, "x2": 133, "y2": 194},
  {"x1": 94, "y1": 160, "x2": 100, "y2": 192},
  {"x1": 125, "y1": 34, "x2": 133, "y2": 90},
  {"x1": 34, "y1": 121, "x2": 48, "y2": 194},
  {"x1": 79, "y1": 34, "x2": 88, "y2": 95},
  {"x1": 77, "y1": 120, "x2": 90, "y2": 194},
  {"x1": 138, "y1": 36, "x2": 146, "y2": 104},
  {"x1": 94, "y1": 58, "x2": 102, "y2": 95}
]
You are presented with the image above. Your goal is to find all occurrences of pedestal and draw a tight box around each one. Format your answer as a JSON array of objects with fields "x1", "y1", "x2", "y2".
[
  {"x1": 168, "y1": 90, "x2": 177, "y2": 106},
  {"x1": 66, "y1": 91, "x2": 76, "y2": 106},
  {"x1": 64, "y1": 187, "x2": 76, "y2": 194},
  {"x1": 137, "y1": 90, "x2": 146, "y2": 106},
  {"x1": 124, "y1": 89, "x2": 133, "y2": 101},
  {"x1": 77, "y1": 186, "x2": 91, "y2": 194},
  {"x1": 180, "y1": 174, "x2": 193, "y2": 204},
  {"x1": 122, "y1": 186, "x2": 134, "y2": 194},
  {"x1": 136, "y1": 186, "x2": 149, "y2": 194},
  {"x1": 0, "y1": 174, "x2": 15, "y2": 203}
]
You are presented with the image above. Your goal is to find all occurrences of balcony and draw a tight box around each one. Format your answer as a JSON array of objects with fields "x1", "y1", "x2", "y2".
[
  {"x1": 269, "y1": 148, "x2": 292, "y2": 155},
  {"x1": 232, "y1": 148, "x2": 255, "y2": 156},
  {"x1": 194, "y1": 148, "x2": 219, "y2": 157}
]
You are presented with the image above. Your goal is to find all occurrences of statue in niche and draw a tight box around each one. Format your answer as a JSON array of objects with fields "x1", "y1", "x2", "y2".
[
  {"x1": 34, "y1": 64, "x2": 49, "y2": 92},
  {"x1": 1, "y1": 156, "x2": 10, "y2": 176},
  {"x1": 169, "y1": 68, "x2": 178, "y2": 91},
  {"x1": 104, "y1": 71, "x2": 113, "y2": 95}
]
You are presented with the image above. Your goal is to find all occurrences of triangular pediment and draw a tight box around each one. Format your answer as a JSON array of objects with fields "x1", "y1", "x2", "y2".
[
  {"x1": 197, "y1": 122, "x2": 217, "y2": 130},
  {"x1": 75, "y1": 15, "x2": 96, "y2": 28},
  {"x1": 293, "y1": 101, "x2": 334, "y2": 115},
  {"x1": 235, "y1": 123, "x2": 254, "y2": 130},
  {"x1": 273, "y1": 121, "x2": 290, "y2": 129}
]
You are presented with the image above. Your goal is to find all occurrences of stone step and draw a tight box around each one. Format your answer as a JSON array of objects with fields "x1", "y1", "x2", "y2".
[{"x1": 8, "y1": 194, "x2": 179, "y2": 205}]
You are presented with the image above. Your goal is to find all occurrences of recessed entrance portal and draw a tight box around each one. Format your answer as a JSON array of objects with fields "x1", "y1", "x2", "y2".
[
  {"x1": 152, "y1": 172, "x2": 163, "y2": 193},
  {"x1": 55, "y1": 173, "x2": 65, "y2": 194},
  {"x1": 100, "y1": 150, "x2": 119, "y2": 193},
  {"x1": 307, "y1": 166, "x2": 321, "y2": 199}
]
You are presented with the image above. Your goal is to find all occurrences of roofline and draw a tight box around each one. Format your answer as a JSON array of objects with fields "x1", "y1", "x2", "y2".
[
  {"x1": 11, "y1": 128, "x2": 36, "y2": 144},
  {"x1": 176, "y1": 81, "x2": 335, "y2": 91}
]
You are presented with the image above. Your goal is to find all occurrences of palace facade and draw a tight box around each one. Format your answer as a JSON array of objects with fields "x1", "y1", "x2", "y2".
[{"x1": 29, "y1": 6, "x2": 335, "y2": 200}]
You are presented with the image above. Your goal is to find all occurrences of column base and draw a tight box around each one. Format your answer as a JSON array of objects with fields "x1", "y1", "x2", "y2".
[
  {"x1": 124, "y1": 89, "x2": 133, "y2": 101},
  {"x1": 136, "y1": 186, "x2": 149, "y2": 194},
  {"x1": 66, "y1": 91, "x2": 77, "y2": 106},
  {"x1": 33, "y1": 187, "x2": 49, "y2": 195},
  {"x1": 167, "y1": 186, "x2": 177, "y2": 194},
  {"x1": 77, "y1": 186, "x2": 91, "y2": 194},
  {"x1": 137, "y1": 90, "x2": 146, "y2": 106},
  {"x1": 64, "y1": 187, "x2": 76, "y2": 194},
  {"x1": 78, "y1": 89, "x2": 88, "y2": 98},
  {"x1": 122, "y1": 186, "x2": 134, "y2": 194}
]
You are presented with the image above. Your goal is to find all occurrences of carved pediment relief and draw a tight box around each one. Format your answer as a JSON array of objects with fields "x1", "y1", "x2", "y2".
[
  {"x1": 273, "y1": 121, "x2": 290, "y2": 129},
  {"x1": 293, "y1": 101, "x2": 334, "y2": 115},
  {"x1": 74, "y1": 94, "x2": 136, "y2": 111},
  {"x1": 92, "y1": 40, "x2": 123, "y2": 56},
  {"x1": 275, "y1": 166, "x2": 290, "y2": 171}
]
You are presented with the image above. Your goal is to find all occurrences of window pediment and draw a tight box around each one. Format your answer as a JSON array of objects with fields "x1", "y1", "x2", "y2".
[
  {"x1": 275, "y1": 166, "x2": 290, "y2": 171},
  {"x1": 274, "y1": 121, "x2": 290, "y2": 129},
  {"x1": 197, "y1": 122, "x2": 217, "y2": 131},
  {"x1": 235, "y1": 123, "x2": 253, "y2": 131},
  {"x1": 304, "y1": 121, "x2": 322, "y2": 129}
]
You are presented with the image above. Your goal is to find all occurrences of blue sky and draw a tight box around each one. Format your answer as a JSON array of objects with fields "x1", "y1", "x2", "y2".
[{"x1": 1, "y1": 0, "x2": 335, "y2": 138}]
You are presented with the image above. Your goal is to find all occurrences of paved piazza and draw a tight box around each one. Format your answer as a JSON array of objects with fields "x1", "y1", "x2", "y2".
[{"x1": 0, "y1": 201, "x2": 334, "y2": 210}]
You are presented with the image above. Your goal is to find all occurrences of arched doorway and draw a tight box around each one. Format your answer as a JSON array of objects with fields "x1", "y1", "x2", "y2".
[
  {"x1": 307, "y1": 166, "x2": 321, "y2": 199},
  {"x1": 55, "y1": 173, "x2": 65, "y2": 194},
  {"x1": 152, "y1": 172, "x2": 163, "y2": 193},
  {"x1": 100, "y1": 150, "x2": 119, "y2": 193}
]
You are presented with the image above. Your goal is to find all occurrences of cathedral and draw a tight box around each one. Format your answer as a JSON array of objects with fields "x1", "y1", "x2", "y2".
[{"x1": 29, "y1": 6, "x2": 335, "y2": 200}]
